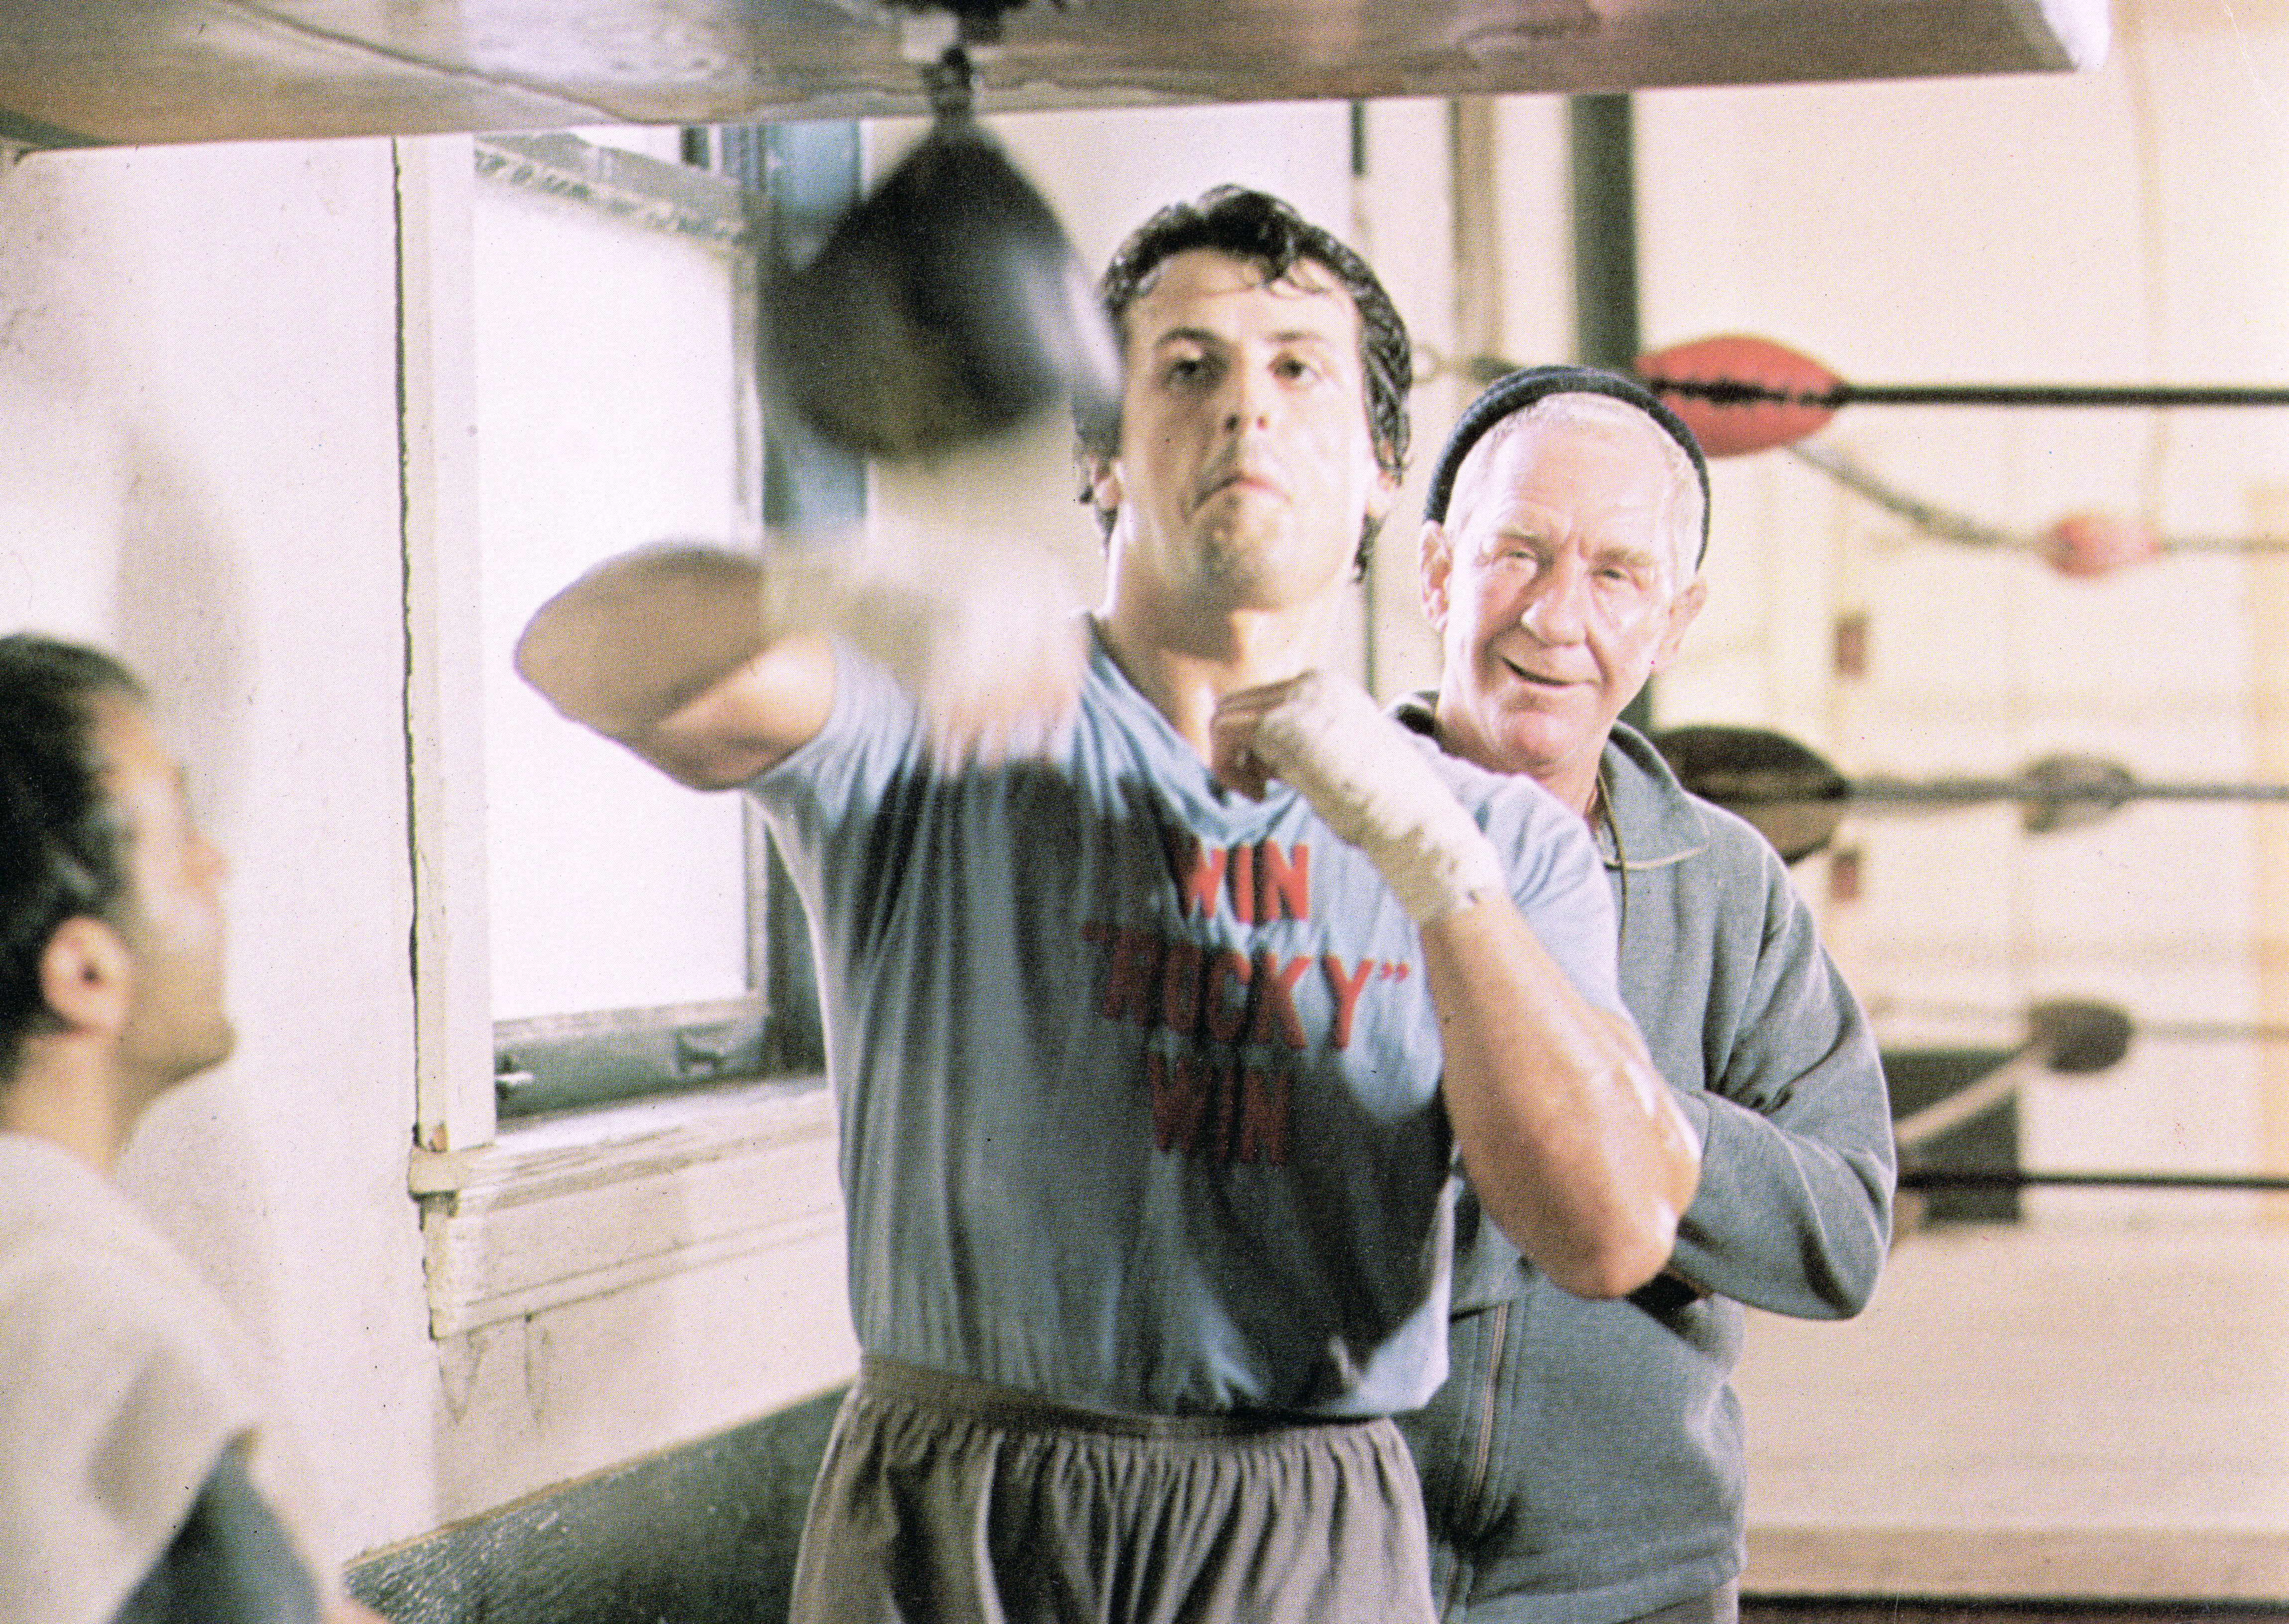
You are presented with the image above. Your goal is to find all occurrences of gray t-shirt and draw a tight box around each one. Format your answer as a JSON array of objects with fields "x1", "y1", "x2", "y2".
[{"x1": 748, "y1": 628, "x2": 1626, "y2": 1417}]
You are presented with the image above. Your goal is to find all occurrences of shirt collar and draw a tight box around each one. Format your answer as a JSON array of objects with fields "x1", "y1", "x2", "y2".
[{"x1": 1391, "y1": 693, "x2": 1710, "y2": 872}]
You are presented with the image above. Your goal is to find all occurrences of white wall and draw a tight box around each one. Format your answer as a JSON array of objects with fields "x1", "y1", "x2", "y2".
[
  {"x1": 0, "y1": 129, "x2": 854, "y2": 1563},
  {"x1": 0, "y1": 137, "x2": 440, "y2": 1554}
]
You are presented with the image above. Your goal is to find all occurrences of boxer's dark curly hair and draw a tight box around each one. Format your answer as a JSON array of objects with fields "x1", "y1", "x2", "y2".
[
  {"x1": 1077, "y1": 186, "x2": 1412, "y2": 580},
  {"x1": 0, "y1": 635, "x2": 145, "y2": 1079}
]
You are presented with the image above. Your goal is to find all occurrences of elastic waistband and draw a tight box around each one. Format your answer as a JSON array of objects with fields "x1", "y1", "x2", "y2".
[{"x1": 857, "y1": 1356, "x2": 1362, "y2": 1441}]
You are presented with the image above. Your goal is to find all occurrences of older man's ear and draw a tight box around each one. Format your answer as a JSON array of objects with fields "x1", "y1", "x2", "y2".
[
  {"x1": 1650, "y1": 575, "x2": 1710, "y2": 675},
  {"x1": 1417, "y1": 518, "x2": 1453, "y2": 637}
]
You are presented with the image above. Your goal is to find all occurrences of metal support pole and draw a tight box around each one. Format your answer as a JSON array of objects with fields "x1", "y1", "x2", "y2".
[
  {"x1": 1566, "y1": 93, "x2": 1654, "y2": 733},
  {"x1": 1567, "y1": 93, "x2": 1640, "y2": 373}
]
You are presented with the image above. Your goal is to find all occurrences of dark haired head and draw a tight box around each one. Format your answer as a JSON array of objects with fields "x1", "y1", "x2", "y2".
[
  {"x1": 1075, "y1": 186, "x2": 1412, "y2": 580},
  {"x1": 0, "y1": 635, "x2": 146, "y2": 1080}
]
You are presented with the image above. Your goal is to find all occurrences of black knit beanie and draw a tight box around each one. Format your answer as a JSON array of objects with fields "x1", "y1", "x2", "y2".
[{"x1": 1422, "y1": 363, "x2": 1711, "y2": 569}]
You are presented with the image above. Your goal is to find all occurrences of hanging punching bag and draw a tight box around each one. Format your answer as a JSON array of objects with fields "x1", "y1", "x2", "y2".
[{"x1": 768, "y1": 45, "x2": 1119, "y2": 461}]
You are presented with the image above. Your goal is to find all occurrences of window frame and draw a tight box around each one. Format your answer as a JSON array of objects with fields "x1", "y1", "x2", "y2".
[
  {"x1": 398, "y1": 128, "x2": 855, "y2": 1342},
  {"x1": 462, "y1": 127, "x2": 851, "y2": 1123}
]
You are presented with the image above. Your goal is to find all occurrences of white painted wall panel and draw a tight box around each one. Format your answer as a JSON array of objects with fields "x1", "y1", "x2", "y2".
[{"x1": 0, "y1": 137, "x2": 439, "y2": 1559}]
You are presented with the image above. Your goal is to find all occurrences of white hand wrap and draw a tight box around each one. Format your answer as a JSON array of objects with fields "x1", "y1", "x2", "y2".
[
  {"x1": 1250, "y1": 671, "x2": 1509, "y2": 925},
  {"x1": 758, "y1": 538, "x2": 1084, "y2": 714}
]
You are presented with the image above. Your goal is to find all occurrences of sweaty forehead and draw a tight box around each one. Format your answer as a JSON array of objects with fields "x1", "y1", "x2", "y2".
[{"x1": 1128, "y1": 249, "x2": 1359, "y2": 345}]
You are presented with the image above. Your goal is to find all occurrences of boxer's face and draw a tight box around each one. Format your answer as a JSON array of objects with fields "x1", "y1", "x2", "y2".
[
  {"x1": 1093, "y1": 248, "x2": 1396, "y2": 614},
  {"x1": 1424, "y1": 417, "x2": 1704, "y2": 813},
  {"x1": 100, "y1": 699, "x2": 236, "y2": 1090}
]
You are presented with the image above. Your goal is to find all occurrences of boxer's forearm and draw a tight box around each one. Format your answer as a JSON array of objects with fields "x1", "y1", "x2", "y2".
[
  {"x1": 1422, "y1": 897, "x2": 1701, "y2": 1299},
  {"x1": 519, "y1": 536, "x2": 1085, "y2": 782},
  {"x1": 516, "y1": 545, "x2": 767, "y2": 741},
  {"x1": 1217, "y1": 669, "x2": 1700, "y2": 1296},
  {"x1": 515, "y1": 544, "x2": 834, "y2": 789}
]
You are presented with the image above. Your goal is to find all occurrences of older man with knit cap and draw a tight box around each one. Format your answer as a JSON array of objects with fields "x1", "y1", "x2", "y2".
[{"x1": 1393, "y1": 365, "x2": 1897, "y2": 1624}]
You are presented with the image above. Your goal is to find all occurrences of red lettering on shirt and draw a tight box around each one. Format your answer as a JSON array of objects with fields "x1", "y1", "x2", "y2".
[
  {"x1": 1160, "y1": 938, "x2": 1205, "y2": 1038},
  {"x1": 1148, "y1": 1051, "x2": 1292, "y2": 1166},
  {"x1": 1156, "y1": 1051, "x2": 1231, "y2": 1160},
  {"x1": 1247, "y1": 952, "x2": 1312, "y2": 1049},
  {"x1": 1215, "y1": 1054, "x2": 1241, "y2": 1159},
  {"x1": 1085, "y1": 814, "x2": 1414, "y2": 1169},
  {"x1": 1179, "y1": 839, "x2": 1228, "y2": 921},
  {"x1": 1237, "y1": 1064, "x2": 1291, "y2": 1164},
  {"x1": 1167, "y1": 835, "x2": 1312, "y2": 927},
  {"x1": 1259, "y1": 841, "x2": 1310, "y2": 922},
  {"x1": 1099, "y1": 927, "x2": 1162, "y2": 1025},
  {"x1": 1204, "y1": 949, "x2": 1253, "y2": 1044},
  {"x1": 1322, "y1": 955, "x2": 1375, "y2": 1049},
  {"x1": 1085, "y1": 920, "x2": 1419, "y2": 1053}
]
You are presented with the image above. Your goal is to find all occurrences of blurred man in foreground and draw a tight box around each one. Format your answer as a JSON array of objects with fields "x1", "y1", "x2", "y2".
[
  {"x1": 1399, "y1": 367, "x2": 1896, "y2": 1624},
  {"x1": 0, "y1": 633, "x2": 386, "y2": 1624}
]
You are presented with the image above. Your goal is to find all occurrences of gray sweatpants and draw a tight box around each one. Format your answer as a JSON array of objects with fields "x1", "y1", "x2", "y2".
[{"x1": 789, "y1": 1357, "x2": 1440, "y2": 1624}]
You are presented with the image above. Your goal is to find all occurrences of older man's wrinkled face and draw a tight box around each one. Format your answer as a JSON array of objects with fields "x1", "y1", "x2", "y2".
[{"x1": 1423, "y1": 418, "x2": 1704, "y2": 813}]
